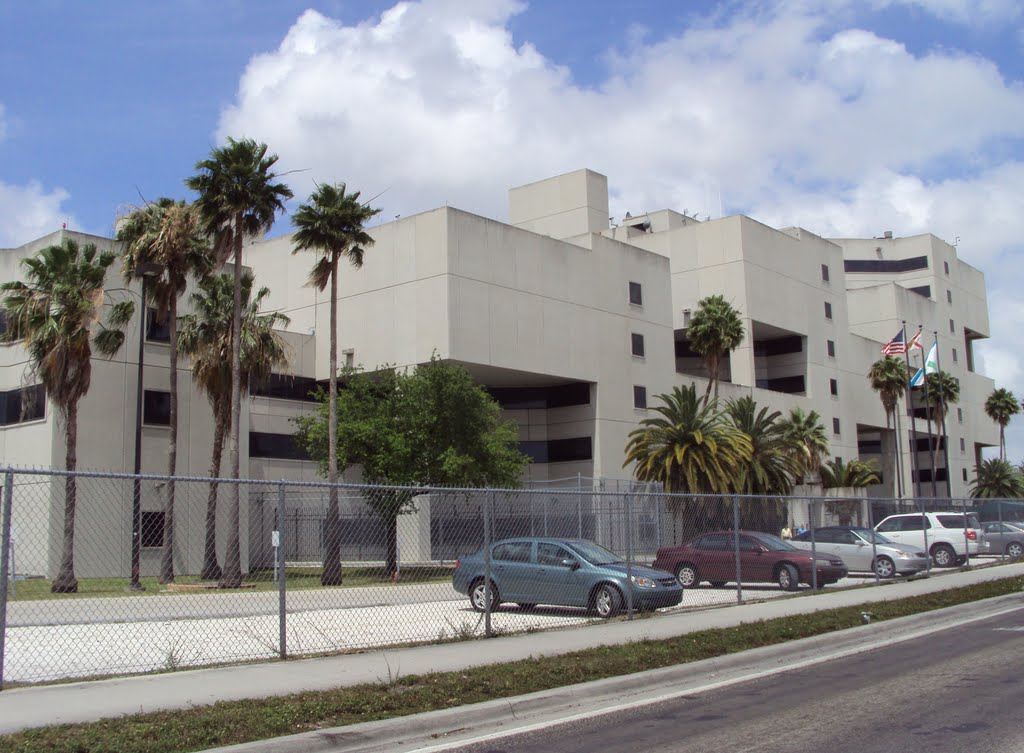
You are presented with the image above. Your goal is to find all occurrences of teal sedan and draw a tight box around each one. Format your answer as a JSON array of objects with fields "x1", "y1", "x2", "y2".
[{"x1": 451, "y1": 537, "x2": 683, "y2": 618}]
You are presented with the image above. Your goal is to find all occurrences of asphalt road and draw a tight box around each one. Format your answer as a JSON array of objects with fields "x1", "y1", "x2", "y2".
[{"x1": 445, "y1": 608, "x2": 1024, "y2": 753}]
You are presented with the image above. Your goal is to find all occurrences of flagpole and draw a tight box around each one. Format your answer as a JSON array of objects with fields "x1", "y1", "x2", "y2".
[
  {"x1": 933, "y1": 330, "x2": 952, "y2": 498},
  {"x1": 919, "y1": 326, "x2": 939, "y2": 498},
  {"x1": 901, "y1": 321, "x2": 921, "y2": 499}
]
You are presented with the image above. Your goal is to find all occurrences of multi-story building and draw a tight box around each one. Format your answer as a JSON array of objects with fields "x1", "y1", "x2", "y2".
[{"x1": 0, "y1": 168, "x2": 997, "y2": 577}]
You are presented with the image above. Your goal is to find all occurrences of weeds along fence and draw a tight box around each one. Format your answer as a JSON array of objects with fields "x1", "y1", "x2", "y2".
[{"x1": 0, "y1": 466, "x2": 1019, "y2": 687}]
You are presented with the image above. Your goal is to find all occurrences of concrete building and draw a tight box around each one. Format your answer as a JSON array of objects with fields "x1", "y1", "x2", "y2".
[{"x1": 0, "y1": 169, "x2": 998, "y2": 578}]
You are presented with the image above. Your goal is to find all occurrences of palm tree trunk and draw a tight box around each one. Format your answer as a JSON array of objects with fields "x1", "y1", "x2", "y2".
[
  {"x1": 221, "y1": 216, "x2": 245, "y2": 588},
  {"x1": 160, "y1": 301, "x2": 178, "y2": 584},
  {"x1": 704, "y1": 353, "x2": 718, "y2": 406},
  {"x1": 1000, "y1": 425, "x2": 1006, "y2": 460},
  {"x1": 321, "y1": 255, "x2": 342, "y2": 586},
  {"x1": 52, "y1": 401, "x2": 79, "y2": 593},
  {"x1": 201, "y1": 403, "x2": 226, "y2": 580}
]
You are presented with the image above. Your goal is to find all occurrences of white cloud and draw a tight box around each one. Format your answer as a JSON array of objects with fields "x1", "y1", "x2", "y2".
[
  {"x1": 0, "y1": 180, "x2": 76, "y2": 249},
  {"x1": 217, "y1": 0, "x2": 1024, "y2": 460}
]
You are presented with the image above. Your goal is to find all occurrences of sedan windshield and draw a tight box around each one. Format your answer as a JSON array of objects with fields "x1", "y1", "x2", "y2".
[
  {"x1": 850, "y1": 528, "x2": 896, "y2": 545},
  {"x1": 752, "y1": 533, "x2": 797, "y2": 551},
  {"x1": 566, "y1": 540, "x2": 622, "y2": 565}
]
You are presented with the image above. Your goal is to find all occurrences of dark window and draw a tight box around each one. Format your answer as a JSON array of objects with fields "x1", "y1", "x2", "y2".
[
  {"x1": 0, "y1": 311, "x2": 7, "y2": 339},
  {"x1": 493, "y1": 541, "x2": 532, "y2": 563},
  {"x1": 938, "y1": 514, "x2": 979, "y2": 529},
  {"x1": 962, "y1": 468, "x2": 968, "y2": 482},
  {"x1": 949, "y1": 319, "x2": 955, "y2": 333},
  {"x1": 738, "y1": 536, "x2": 761, "y2": 552},
  {"x1": 916, "y1": 468, "x2": 948, "y2": 483},
  {"x1": 518, "y1": 436, "x2": 592, "y2": 464},
  {"x1": 952, "y1": 348, "x2": 958, "y2": 363},
  {"x1": 537, "y1": 543, "x2": 574, "y2": 566},
  {"x1": 143, "y1": 390, "x2": 171, "y2": 426},
  {"x1": 908, "y1": 285, "x2": 931, "y2": 298},
  {"x1": 944, "y1": 261, "x2": 950, "y2": 275},
  {"x1": 248, "y1": 431, "x2": 309, "y2": 460},
  {"x1": 755, "y1": 375, "x2": 805, "y2": 394},
  {"x1": 0, "y1": 384, "x2": 46, "y2": 425},
  {"x1": 634, "y1": 385, "x2": 647, "y2": 409},
  {"x1": 752, "y1": 336, "x2": 803, "y2": 357},
  {"x1": 900, "y1": 516, "x2": 931, "y2": 531},
  {"x1": 824, "y1": 301, "x2": 833, "y2": 319},
  {"x1": 826, "y1": 340, "x2": 836, "y2": 358},
  {"x1": 844, "y1": 256, "x2": 929, "y2": 274},
  {"x1": 960, "y1": 437, "x2": 966, "y2": 452},
  {"x1": 858, "y1": 438, "x2": 882, "y2": 454},
  {"x1": 489, "y1": 382, "x2": 590, "y2": 410},
  {"x1": 252, "y1": 373, "x2": 320, "y2": 402},
  {"x1": 821, "y1": 264, "x2": 830, "y2": 282},
  {"x1": 913, "y1": 435, "x2": 946, "y2": 451},
  {"x1": 947, "y1": 289, "x2": 953, "y2": 304},
  {"x1": 696, "y1": 533, "x2": 730, "y2": 551},
  {"x1": 140, "y1": 511, "x2": 164, "y2": 548},
  {"x1": 812, "y1": 530, "x2": 837, "y2": 544},
  {"x1": 829, "y1": 378, "x2": 838, "y2": 396},
  {"x1": 631, "y1": 333, "x2": 645, "y2": 357},
  {"x1": 957, "y1": 408, "x2": 963, "y2": 424},
  {"x1": 628, "y1": 281, "x2": 643, "y2": 306},
  {"x1": 145, "y1": 308, "x2": 171, "y2": 343},
  {"x1": 832, "y1": 417, "x2": 841, "y2": 435}
]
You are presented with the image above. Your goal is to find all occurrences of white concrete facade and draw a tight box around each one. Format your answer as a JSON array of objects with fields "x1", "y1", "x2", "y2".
[{"x1": 0, "y1": 169, "x2": 998, "y2": 578}]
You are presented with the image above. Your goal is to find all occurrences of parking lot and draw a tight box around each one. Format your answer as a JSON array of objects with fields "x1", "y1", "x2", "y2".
[{"x1": 4, "y1": 574, "x2": 870, "y2": 684}]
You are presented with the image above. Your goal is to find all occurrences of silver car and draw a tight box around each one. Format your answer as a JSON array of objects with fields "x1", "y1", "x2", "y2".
[
  {"x1": 791, "y1": 526, "x2": 930, "y2": 578},
  {"x1": 981, "y1": 521, "x2": 1024, "y2": 559}
]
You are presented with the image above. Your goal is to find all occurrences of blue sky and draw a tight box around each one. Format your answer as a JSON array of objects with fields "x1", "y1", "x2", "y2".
[{"x1": 2, "y1": 0, "x2": 1023, "y2": 460}]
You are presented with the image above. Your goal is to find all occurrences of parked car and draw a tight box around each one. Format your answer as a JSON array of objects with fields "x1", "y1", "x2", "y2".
[
  {"x1": 652, "y1": 530, "x2": 848, "y2": 592},
  {"x1": 790, "y1": 526, "x2": 929, "y2": 578},
  {"x1": 874, "y1": 512, "x2": 985, "y2": 567},
  {"x1": 451, "y1": 537, "x2": 683, "y2": 618},
  {"x1": 981, "y1": 521, "x2": 1024, "y2": 559}
]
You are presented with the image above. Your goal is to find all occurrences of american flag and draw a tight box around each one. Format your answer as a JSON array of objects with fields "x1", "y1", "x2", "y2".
[{"x1": 882, "y1": 329, "x2": 906, "y2": 355}]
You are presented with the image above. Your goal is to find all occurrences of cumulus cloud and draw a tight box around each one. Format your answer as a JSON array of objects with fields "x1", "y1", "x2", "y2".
[
  {"x1": 217, "y1": 0, "x2": 1024, "y2": 458},
  {"x1": 0, "y1": 180, "x2": 76, "y2": 249}
]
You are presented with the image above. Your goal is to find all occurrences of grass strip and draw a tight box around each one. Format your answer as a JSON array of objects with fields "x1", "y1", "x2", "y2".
[{"x1": 3, "y1": 576, "x2": 1021, "y2": 753}]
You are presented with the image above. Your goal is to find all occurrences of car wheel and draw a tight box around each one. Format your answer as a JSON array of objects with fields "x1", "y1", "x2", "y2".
[
  {"x1": 674, "y1": 563, "x2": 699, "y2": 588},
  {"x1": 777, "y1": 563, "x2": 800, "y2": 592},
  {"x1": 1007, "y1": 541, "x2": 1024, "y2": 559},
  {"x1": 873, "y1": 556, "x2": 896, "y2": 579},
  {"x1": 591, "y1": 584, "x2": 623, "y2": 618},
  {"x1": 931, "y1": 544, "x2": 956, "y2": 568},
  {"x1": 709, "y1": 581, "x2": 728, "y2": 588},
  {"x1": 517, "y1": 603, "x2": 537, "y2": 611},
  {"x1": 469, "y1": 579, "x2": 500, "y2": 612}
]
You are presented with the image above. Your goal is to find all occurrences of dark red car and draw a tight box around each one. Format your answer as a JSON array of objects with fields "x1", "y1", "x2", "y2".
[{"x1": 652, "y1": 530, "x2": 848, "y2": 591}]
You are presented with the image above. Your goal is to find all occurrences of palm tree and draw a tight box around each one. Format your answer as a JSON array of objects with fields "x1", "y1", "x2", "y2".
[
  {"x1": 186, "y1": 138, "x2": 293, "y2": 588},
  {"x1": 624, "y1": 384, "x2": 752, "y2": 536},
  {"x1": 1, "y1": 238, "x2": 132, "y2": 592},
  {"x1": 868, "y1": 356, "x2": 909, "y2": 496},
  {"x1": 820, "y1": 458, "x2": 880, "y2": 489},
  {"x1": 686, "y1": 295, "x2": 744, "y2": 404},
  {"x1": 117, "y1": 198, "x2": 212, "y2": 584},
  {"x1": 970, "y1": 458, "x2": 1024, "y2": 499},
  {"x1": 292, "y1": 183, "x2": 380, "y2": 586},
  {"x1": 984, "y1": 388, "x2": 1020, "y2": 460},
  {"x1": 724, "y1": 396, "x2": 796, "y2": 532},
  {"x1": 178, "y1": 272, "x2": 290, "y2": 581},
  {"x1": 922, "y1": 370, "x2": 961, "y2": 439},
  {"x1": 777, "y1": 407, "x2": 830, "y2": 484}
]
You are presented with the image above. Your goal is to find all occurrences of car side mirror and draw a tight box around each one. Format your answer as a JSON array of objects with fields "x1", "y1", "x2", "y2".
[
  {"x1": 563, "y1": 558, "x2": 580, "y2": 570},
  {"x1": 856, "y1": 540, "x2": 866, "y2": 547}
]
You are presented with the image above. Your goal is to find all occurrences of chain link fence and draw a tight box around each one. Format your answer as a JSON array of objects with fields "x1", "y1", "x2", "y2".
[{"x1": 0, "y1": 466, "x2": 1019, "y2": 687}]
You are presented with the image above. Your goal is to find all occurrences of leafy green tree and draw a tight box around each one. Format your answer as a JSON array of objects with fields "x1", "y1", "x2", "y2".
[
  {"x1": 624, "y1": 384, "x2": 752, "y2": 535},
  {"x1": 292, "y1": 183, "x2": 381, "y2": 586},
  {"x1": 1, "y1": 238, "x2": 133, "y2": 592},
  {"x1": 984, "y1": 388, "x2": 1020, "y2": 460},
  {"x1": 117, "y1": 198, "x2": 212, "y2": 583},
  {"x1": 970, "y1": 458, "x2": 1024, "y2": 499},
  {"x1": 777, "y1": 407, "x2": 830, "y2": 484},
  {"x1": 686, "y1": 295, "x2": 744, "y2": 404},
  {"x1": 186, "y1": 138, "x2": 293, "y2": 588},
  {"x1": 723, "y1": 396, "x2": 796, "y2": 533},
  {"x1": 921, "y1": 370, "x2": 960, "y2": 439},
  {"x1": 294, "y1": 357, "x2": 528, "y2": 576},
  {"x1": 178, "y1": 272, "x2": 290, "y2": 580}
]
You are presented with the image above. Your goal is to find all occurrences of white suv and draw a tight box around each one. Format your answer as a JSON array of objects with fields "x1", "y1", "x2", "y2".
[{"x1": 874, "y1": 512, "x2": 985, "y2": 567}]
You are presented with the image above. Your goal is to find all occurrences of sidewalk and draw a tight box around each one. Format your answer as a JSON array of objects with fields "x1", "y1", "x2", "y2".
[{"x1": 2, "y1": 561, "x2": 1022, "y2": 735}]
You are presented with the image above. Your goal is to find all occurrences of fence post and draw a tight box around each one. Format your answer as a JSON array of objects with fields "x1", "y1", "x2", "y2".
[
  {"x1": 809, "y1": 500, "x2": 818, "y2": 591},
  {"x1": 484, "y1": 490, "x2": 493, "y2": 638},
  {"x1": 870, "y1": 501, "x2": 879, "y2": 585},
  {"x1": 0, "y1": 470, "x2": 14, "y2": 691},
  {"x1": 998, "y1": 500, "x2": 1004, "y2": 561},
  {"x1": 624, "y1": 492, "x2": 634, "y2": 620},
  {"x1": 277, "y1": 480, "x2": 287, "y2": 660},
  {"x1": 920, "y1": 498, "x2": 932, "y2": 574},
  {"x1": 733, "y1": 496, "x2": 743, "y2": 605}
]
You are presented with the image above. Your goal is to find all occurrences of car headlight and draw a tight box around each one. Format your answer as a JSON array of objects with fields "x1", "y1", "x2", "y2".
[
  {"x1": 893, "y1": 550, "x2": 911, "y2": 557},
  {"x1": 631, "y1": 576, "x2": 657, "y2": 589}
]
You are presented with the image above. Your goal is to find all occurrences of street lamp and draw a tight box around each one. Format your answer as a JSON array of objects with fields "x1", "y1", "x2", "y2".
[{"x1": 129, "y1": 262, "x2": 163, "y2": 591}]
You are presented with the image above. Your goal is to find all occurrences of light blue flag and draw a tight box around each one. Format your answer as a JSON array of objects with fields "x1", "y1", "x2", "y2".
[
  {"x1": 910, "y1": 367, "x2": 924, "y2": 388},
  {"x1": 909, "y1": 341, "x2": 938, "y2": 388}
]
